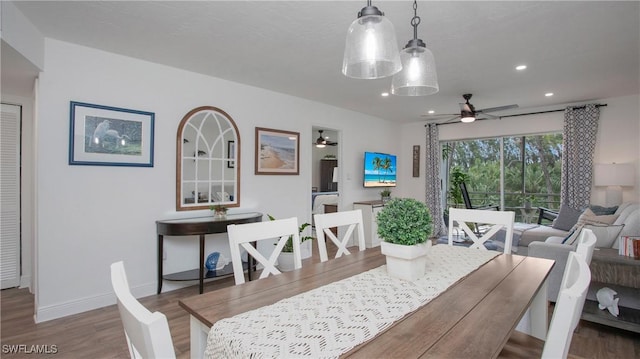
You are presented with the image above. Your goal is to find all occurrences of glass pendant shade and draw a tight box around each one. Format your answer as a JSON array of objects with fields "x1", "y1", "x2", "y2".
[
  {"x1": 342, "y1": 14, "x2": 402, "y2": 79},
  {"x1": 391, "y1": 45, "x2": 439, "y2": 96}
]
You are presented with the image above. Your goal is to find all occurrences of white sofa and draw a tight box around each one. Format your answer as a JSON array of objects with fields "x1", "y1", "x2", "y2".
[{"x1": 527, "y1": 202, "x2": 639, "y2": 301}]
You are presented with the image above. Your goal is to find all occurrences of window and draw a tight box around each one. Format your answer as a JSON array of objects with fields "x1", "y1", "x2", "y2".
[{"x1": 443, "y1": 133, "x2": 562, "y2": 221}]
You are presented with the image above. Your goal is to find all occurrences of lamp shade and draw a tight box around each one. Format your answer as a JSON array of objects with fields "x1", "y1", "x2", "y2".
[
  {"x1": 594, "y1": 163, "x2": 635, "y2": 186},
  {"x1": 332, "y1": 167, "x2": 339, "y2": 182},
  {"x1": 342, "y1": 13, "x2": 402, "y2": 79},
  {"x1": 391, "y1": 45, "x2": 438, "y2": 96}
]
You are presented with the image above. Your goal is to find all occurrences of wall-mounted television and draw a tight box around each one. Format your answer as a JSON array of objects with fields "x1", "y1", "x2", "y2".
[{"x1": 363, "y1": 151, "x2": 397, "y2": 187}]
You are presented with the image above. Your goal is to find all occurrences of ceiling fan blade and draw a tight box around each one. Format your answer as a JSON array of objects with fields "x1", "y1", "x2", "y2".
[
  {"x1": 459, "y1": 103, "x2": 473, "y2": 112},
  {"x1": 420, "y1": 113, "x2": 458, "y2": 118},
  {"x1": 443, "y1": 116, "x2": 461, "y2": 124},
  {"x1": 477, "y1": 104, "x2": 518, "y2": 113}
]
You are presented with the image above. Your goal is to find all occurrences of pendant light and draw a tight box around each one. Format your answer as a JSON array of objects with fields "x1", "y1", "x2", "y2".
[
  {"x1": 342, "y1": 1, "x2": 402, "y2": 79},
  {"x1": 391, "y1": 0, "x2": 439, "y2": 96}
]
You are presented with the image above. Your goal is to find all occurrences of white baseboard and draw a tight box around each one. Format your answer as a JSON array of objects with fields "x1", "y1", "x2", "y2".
[
  {"x1": 35, "y1": 282, "x2": 156, "y2": 323},
  {"x1": 19, "y1": 275, "x2": 32, "y2": 292}
]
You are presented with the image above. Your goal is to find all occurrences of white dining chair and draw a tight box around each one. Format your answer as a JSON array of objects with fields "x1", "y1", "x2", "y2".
[
  {"x1": 313, "y1": 209, "x2": 366, "y2": 262},
  {"x1": 110, "y1": 261, "x2": 176, "y2": 359},
  {"x1": 500, "y1": 251, "x2": 591, "y2": 359},
  {"x1": 575, "y1": 228, "x2": 597, "y2": 265},
  {"x1": 447, "y1": 208, "x2": 515, "y2": 253},
  {"x1": 227, "y1": 217, "x2": 302, "y2": 285}
]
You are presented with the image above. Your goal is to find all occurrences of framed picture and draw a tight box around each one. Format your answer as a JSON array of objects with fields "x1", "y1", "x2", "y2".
[
  {"x1": 227, "y1": 140, "x2": 235, "y2": 168},
  {"x1": 412, "y1": 145, "x2": 420, "y2": 177},
  {"x1": 69, "y1": 101, "x2": 154, "y2": 167},
  {"x1": 255, "y1": 127, "x2": 300, "y2": 175}
]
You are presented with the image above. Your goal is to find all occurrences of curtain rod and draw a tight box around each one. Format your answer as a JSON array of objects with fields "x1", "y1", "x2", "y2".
[{"x1": 427, "y1": 103, "x2": 607, "y2": 126}]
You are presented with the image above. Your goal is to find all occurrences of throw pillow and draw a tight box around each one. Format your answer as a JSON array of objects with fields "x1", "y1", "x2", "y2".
[
  {"x1": 590, "y1": 204, "x2": 619, "y2": 216},
  {"x1": 552, "y1": 204, "x2": 584, "y2": 231},
  {"x1": 583, "y1": 224, "x2": 625, "y2": 248},
  {"x1": 570, "y1": 208, "x2": 619, "y2": 232},
  {"x1": 563, "y1": 225, "x2": 584, "y2": 246}
]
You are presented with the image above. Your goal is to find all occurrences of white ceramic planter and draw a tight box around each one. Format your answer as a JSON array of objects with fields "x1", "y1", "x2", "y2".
[
  {"x1": 277, "y1": 252, "x2": 297, "y2": 272},
  {"x1": 300, "y1": 240, "x2": 313, "y2": 259},
  {"x1": 380, "y1": 241, "x2": 432, "y2": 281}
]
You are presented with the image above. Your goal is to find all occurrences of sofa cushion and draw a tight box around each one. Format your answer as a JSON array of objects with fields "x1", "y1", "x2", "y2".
[
  {"x1": 519, "y1": 225, "x2": 570, "y2": 247},
  {"x1": 562, "y1": 227, "x2": 583, "y2": 245},
  {"x1": 552, "y1": 204, "x2": 583, "y2": 231},
  {"x1": 570, "y1": 208, "x2": 619, "y2": 232},
  {"x1": 584, "y1": 223, "x2": 625, "y2": 248},
  {"x1": 590, "y1": 204, "x2": 618, "y2": 215}
]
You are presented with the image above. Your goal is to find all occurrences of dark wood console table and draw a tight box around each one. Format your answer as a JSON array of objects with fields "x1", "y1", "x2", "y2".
[{"x1": 156, "y1": 212, "x2": 262, "y2": 294}]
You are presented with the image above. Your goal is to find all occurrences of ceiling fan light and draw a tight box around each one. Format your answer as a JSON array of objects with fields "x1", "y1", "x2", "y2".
[
  {"x1": 391, "y1": 44, "x2": 438, "y2": 96},
  {"x1": 342, "y1": 4, "x2": 402, "y2": 79},
  {"x1": 316, "y1": 143, "x2": 326, "y2": 148}
]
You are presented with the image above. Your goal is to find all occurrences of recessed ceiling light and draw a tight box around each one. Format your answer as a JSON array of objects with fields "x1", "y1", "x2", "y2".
[
  {"x1": 545, "y1": 92, "x2": 554, "y2": 97},
  {"x1": 381, "y1": 92, "x2": 389, "y2": 97},
  {"x1": 515, "y1": 65, "x2": 527, "y2": 71},
  {"x1": 428, "y1": 110, "x2": 435, "y2": 114}
]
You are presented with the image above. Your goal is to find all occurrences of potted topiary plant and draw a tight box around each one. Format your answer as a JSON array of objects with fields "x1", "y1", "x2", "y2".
[
  {"x1": 267, "y1": 215, "x2": 314, "y2": 271},
  {"x1": 376, "y1": 198, "x2": 433, "y2": 281}
]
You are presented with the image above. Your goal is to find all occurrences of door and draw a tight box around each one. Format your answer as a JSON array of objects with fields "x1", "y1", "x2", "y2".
[{"x1": 1, "y1": 103, "x2": 21, "y2": 289}]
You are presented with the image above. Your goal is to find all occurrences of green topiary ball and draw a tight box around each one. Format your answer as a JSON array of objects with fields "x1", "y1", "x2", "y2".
[{"x1": 376, "y1": 198, "x2": 432, "y2": 245}]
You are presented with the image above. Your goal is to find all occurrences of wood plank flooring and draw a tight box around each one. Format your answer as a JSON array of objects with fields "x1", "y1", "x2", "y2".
[{"x1": 2, "y1": 246, "x2": 639, "y2": 358}]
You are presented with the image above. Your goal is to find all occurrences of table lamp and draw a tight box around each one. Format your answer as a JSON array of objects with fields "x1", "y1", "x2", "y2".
[{"x1": 594, "y1": 163, "x2": 635, "y2": 206}]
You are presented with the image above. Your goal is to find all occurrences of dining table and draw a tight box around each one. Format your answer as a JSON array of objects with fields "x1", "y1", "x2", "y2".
[{"x1": 179, "y1": 244, "x2": 554, "y2": 359}]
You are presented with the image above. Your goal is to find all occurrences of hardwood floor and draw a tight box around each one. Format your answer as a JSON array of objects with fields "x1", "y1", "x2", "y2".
[{"x1": 2, "y1": 247, "x2": 639, "y2": 358}]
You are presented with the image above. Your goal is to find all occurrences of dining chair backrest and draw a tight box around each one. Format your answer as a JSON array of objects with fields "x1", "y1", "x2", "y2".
[
  {"x1": 227, "y1": 217, "x2": 302, "y2": 285},
  {"x1": 110, "y1": 261, "x2": 176, "y2": 359},
  {"x1": 575, "y1": 228, "x2": 597, "y2": 265},
  {"x1": 313, "y1": 209, "x2": 366, "y2": 262},
  {"x1": 542, "y1": 252, "x2": 591, "y2": 359},
  {"x1": 448, "y1": 208, "x2": 515, "y2": 253}
]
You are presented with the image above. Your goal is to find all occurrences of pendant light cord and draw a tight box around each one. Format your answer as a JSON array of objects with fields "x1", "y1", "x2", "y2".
[{"x1": 411, "y1": 0, "x2": 420, "y2": 40}]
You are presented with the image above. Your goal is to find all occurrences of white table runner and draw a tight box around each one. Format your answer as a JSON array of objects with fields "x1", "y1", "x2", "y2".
[{"x1": 205, "y1": 245, "x2": 499, "y2": 359}]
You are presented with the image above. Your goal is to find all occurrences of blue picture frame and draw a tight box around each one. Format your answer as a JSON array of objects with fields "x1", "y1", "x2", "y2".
[{"x1": 69, "y1": 101, "x2": 155, "y2": 167}]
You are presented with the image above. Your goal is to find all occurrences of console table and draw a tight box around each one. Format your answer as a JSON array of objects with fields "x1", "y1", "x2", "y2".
[
  {"x1": 581, "y1": 248, "x2": 640, "y2": 333},
  {"x1": 156, "y1": 212, "x2": 262, "y2": 294}
]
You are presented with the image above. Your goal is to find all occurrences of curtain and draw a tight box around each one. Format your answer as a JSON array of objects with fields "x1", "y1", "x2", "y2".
[
  {"x1": 561, "y1": 104, "x2": 600, "y2": 209},
  {"x1": 425, "y1": 124, "x2": 444, "y2": 236}
]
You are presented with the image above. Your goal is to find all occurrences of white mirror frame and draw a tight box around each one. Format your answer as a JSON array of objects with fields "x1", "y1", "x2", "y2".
[{"x1": 176, "y1": 106, "x2": 240, "y2": 211}]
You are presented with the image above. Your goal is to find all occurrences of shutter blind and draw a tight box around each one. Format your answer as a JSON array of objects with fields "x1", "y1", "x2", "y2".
[{"x1": 1, "y1": 103, "x2": 21, "y2": 289}]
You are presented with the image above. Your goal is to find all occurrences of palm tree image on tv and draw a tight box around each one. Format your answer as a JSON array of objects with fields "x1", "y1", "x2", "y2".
[{"x1": 364, "y1": 152, "x2": 397, "y2": 187}]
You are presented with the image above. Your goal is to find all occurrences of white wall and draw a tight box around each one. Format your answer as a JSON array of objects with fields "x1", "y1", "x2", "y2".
[
  {"x1": 397, "y1": 94, "x2": 640, "y2": 205},
  {"x1": 34, "y1": 39, "x2": 399, "y2": 322}
]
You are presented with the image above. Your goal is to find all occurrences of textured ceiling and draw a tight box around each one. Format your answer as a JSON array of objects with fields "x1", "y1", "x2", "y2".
[{"x1": 7, "y1": 1, "x2": 640, "y2": 123}]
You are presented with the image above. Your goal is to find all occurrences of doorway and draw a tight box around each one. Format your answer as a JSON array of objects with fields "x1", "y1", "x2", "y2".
[{"x1": 311, "y1": 126, "x2": 340, "y2": 216}]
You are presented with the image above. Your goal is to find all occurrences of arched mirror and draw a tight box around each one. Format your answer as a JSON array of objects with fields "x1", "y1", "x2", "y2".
[{"x1": 177, "y1": 106, "x2": 240, "y2": 211}]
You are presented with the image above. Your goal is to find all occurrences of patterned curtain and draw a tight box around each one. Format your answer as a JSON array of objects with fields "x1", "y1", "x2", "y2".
[
  {"x1": 561, "y1": 104, "x2": 600, "y2": 209},
  {"x1": 425, "y1": 124, "x2": 444, "y2": 236}
]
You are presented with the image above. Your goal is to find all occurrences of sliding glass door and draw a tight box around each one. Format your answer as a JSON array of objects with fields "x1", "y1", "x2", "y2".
[{"x1": 443, "y1": 133, "x2": 562, "y2": 222}]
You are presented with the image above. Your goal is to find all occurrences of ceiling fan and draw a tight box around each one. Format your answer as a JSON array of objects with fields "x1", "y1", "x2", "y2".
[
  {"x1": 424, "y1": 94, "x2": 518, "y2": 123},
  {"x1": 314, "y1": 130, "x2": 338, "y2": 148}
]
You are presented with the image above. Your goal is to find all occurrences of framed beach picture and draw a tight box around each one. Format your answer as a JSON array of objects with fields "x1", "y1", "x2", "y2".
[
  {"x1": 69, "y1": 101, "x2": 154, "y2": 167},
  {"x1": 255, "y1": 127, "x2": 300, "y2": 175}
]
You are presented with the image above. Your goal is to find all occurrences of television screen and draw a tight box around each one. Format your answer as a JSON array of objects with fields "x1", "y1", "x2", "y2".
[{"x1": 363, "y1": 151, "x2": 397, "y2": 187}]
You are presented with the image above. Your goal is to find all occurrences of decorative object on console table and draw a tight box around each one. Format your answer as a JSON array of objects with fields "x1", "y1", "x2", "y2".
[
  {"x1": 210, "y1": 204, "x2": 228, "y2": 219},
  {"x1": 69, "y1": 101, "x2": 155, "y2": 167},
  {"x1": 380, "y1": 188, "x2": 391, "y2": 204},
  {"x1": 376, "y1": 198, "x2": 433, "y2": 281},
  {"x1": 255, "y1": 127, "x2": 300, "y2": 175}
]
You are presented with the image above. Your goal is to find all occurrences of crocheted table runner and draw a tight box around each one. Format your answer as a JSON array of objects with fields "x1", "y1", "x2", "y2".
[{"x1": 205, "y1": 245, "x2": 499, "y2": 358}]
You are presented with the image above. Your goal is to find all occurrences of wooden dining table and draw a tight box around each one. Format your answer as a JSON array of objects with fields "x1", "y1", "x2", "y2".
[{"x1": 179, "y1": 245, "x2": 554, "y2": 359}]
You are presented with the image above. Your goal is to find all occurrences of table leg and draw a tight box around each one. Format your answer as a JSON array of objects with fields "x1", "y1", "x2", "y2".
[
  {"x1": 157, "y1": 235, "x2": 163, "y2": 294},
  {"x1": 190, "y1": 315, "x2": 209, "y2": 359},
  {"x1": 199, "y1": 234, "x2": 205, "y2": 294},
  {"x1": 530, "y1": 279, "x2": 548, "y2": 340}
]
